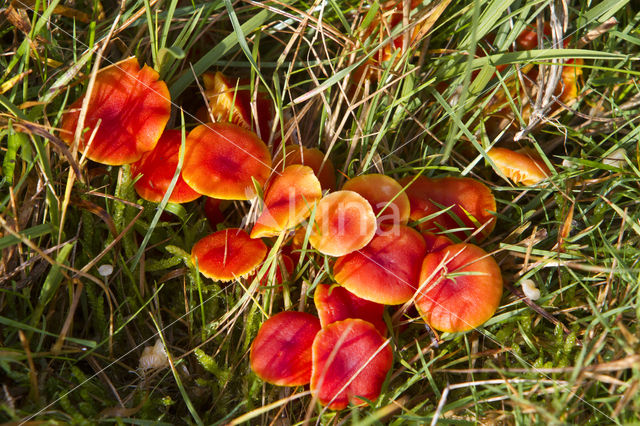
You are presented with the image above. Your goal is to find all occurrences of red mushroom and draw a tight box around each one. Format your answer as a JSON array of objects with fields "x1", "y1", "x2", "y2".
[
  {"x1": 400, "y1": 176, "x2": 496, "y2": 242},
  {"x1": 415, "y1": 243, "x2": 503, "y2": 333},
  {"x1": 250, "y1": 311, "x2": 321, "y2": 386},
  {"x1": 333, "y1": 224, "x2": 426, "y2": 305},
  {"x1": 60, "y1": 57, "x2": 171, "y2": 165},
  {"x1": 314, "y1": 284, "x2": 387, "y2": 336},
  {"x1": 422, "y1": 231, "x2": 454, "y2": 254},
  {"x1": 274, "y1": 145, "x2": 336, "y2": 190},
  {"x1": 251, "y1": 254, "x2": 294, "y2": 291},
  {"x1": 191, "y1": 228, "x2": 267, "y2": 281},
  {"x1": 131, "y1": 129, "x2": 201, "y2": 203},
  {"x1": 202, "y1": 71, "x2": 274, "y2": 142},
  {"x1": 203, "y1": 197, "x2": 228, "y2": 228},
  {"x1": 182, "y1": 123, "x2": 272, "y2": 200},
  {"x1": 352, "y1": 0, "x2": 427, "y2": 84},
  {"x1": 311, "y1": 319, "x2": 392, "y2": 410}
]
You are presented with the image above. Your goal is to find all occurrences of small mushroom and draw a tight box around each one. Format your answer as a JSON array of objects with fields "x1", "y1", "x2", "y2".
[
  {"x1": 250, "y1": 165, "x2": 322, "y2": 239},
  {"x1": 521, "y1": 278, "x2": 541, "y2": 300},
  {"x1": 334, "y1": 224, "x2": 426, "y2": 305},
  {"x1": 250, "y1": 311, "x2": 321, "y2": 386},
  {"x1": 251, "y1": 254, "x2": 294, "y2": 291},
  {"x1": 202, "y1": 71, "x2": 274, "y2": 142},
  {"x1": 400, "y1": 176, "x2": 496, "y2": 242},
  {"x1": 59, "y1": 57, "x2": 171, "y2": 165},
  {"x1": 342, "y1": 174, "x2": 410, "y2": 226},
  {"x1": 421, "y1": 231, "x2": 454, "y2": 254},
  {"x1": 415, "y1": 243, "x2": 503, "y2": 333},
  {"x1": 488, "y1": 147, "x2": 551, "y2": 186},
  {"x1": 274, "y1": 145, "x2": 336, "y2": 190},
  {"x1": 309, "y1": 191, "x2": 377, "y2": 257},
  {"x1": 311, "y1": 318, "x2": 392, "y2": 410},
  {"x1": 182, "y1": 123, "x2": 272, "y2": 200},
  {"x1": 139, "y1": 339, "x2": 169, "y2": 370},
  {"x1": 352, "y1": 0, "x2": 426, "y2": 84},
  {"x1": 203, "y1": 197, "x2": 228, "y2": 227},
  {"x1": 131, "y1": 129, "x2": 201, "y2": 203},
  {"x1": 191, "y1": 228, "x2": 267, "y2": 281},
  {"x1": 314, "y1": 284, "x2": 387, "y2": 336}
]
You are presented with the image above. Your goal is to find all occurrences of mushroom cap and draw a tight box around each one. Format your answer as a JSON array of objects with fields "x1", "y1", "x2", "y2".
[
  {"x1": 400, "y1": 176, "x2": 496, "y2": 242},
  {"x1": 191, "y1": 228, "x2": 267, "y2": 281},
  {"x1": 515, "y1": 23, "x2": 551, "y2": 50},
  {"x1": 250, "y1": 311, "x2": 321, "y2": 386},
  {"x1": 182, "y1": 123, "x2": 272, "y2": 200},
  {"x1": 60, "y1": 57, "x2": 171, "y2": 165},
  {"x1": 274, "y1": 145, "x2": 336, "y2": 190},
  {"x1": 422, "y1": 232, "x2": 454, "y2": 254},
  {"x1": 352, "y1": 0, "x2": 425, "y2": 83},
  {"x1": 253, "y1": 255, "x2": 294, "y2": 290},
  {"x1": 311, "y1": 318, "x2": 392, "y2": 410},
  {"x1": 314, "y1": 284, "x2": 387, "y2": 336},
  {"x1": 202, "y1": 71, "x2": 274, "y2": 142},
  {"x1": 334, "y1": 225, "x2": 426, "y2": 305},
  {"x1": 203, "y1": 197, "x2": 227, "y2": 227},
  {"x1": 559, "y1": 59, "x2": 583, "y2": 104},
  {"x1": 309, "y1": 191, "x2": 377, "y2": 257},
  {"x1": 488, "y1": 147, "x2": 551, "y2": 186},
  {"x1": 250, "y1": 165, "x2": 322, "y2": 239},
  {"x1": 131, "y1": 129, "x2": 201, "y2": 203},
  {"x1": 415, "y1": 243, "x2": 503, "y2": 333},
  {"x1": 342, "y1": 174, "x2": 410, "y2": 226}
]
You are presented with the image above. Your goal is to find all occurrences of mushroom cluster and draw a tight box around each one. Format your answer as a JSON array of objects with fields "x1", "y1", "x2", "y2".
[
  {"x1": 60, "y1": 56, "x2": 506, "y2": 411},
  {"x1": 247, "y1": 170, "x2": 505, "y2": 409}
]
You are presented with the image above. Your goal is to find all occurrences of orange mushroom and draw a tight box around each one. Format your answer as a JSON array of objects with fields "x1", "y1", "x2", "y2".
[
  {"x1": 422, "y1": 231, "x2": 454, "y2": 254},
  {"x1": 203, "y1": 197, "x2": 227, "y2": 228},
  {"x1": 191, "y1": 228, "x2": 267, "y2": 281},
  {"x1": 400, "y1": 176, "x2": 496, "y2": 242},
  {"x1": 333, "y1": 224, "x2": 426, "y2": 305},
  {"x1": 131, "y1": 129, "x2": 201, "y2": 203},
  {"x1": 352, "y1": 0, "x2": 426, "y2": 84},
  {"x1": 60, "y1": 57, "x2": 171, "y2": 165},
  {"x1": 342, "y1": 174, "x2": 410, "y2": 226},
  {"x1": 251, "y1": 254, "x2": 294, "y2": 290},
  {"x1": 309, "y1": 191, "x2": 377, "y2": 257},
  {"x1": 314, "y1": 284, "x2": 387, "y2": 336},
  {"x1": 311, "y1": 319, "x2": 392, "y2": 410},
  {"x1": 415, "y1": 243, "x2": 503, "y2": 333},
  {"x1": 182, "y1": 123, "x2": 272, "y2": 200},
  {"x1": 250, "y1": 165, "x2": 322, "y2": 239},
  {"x1": 274, "y1": 145, "x2": 336, "y2": 190},
  {"x1": 202, "y1": 71, "x2": 274, "y2": 142},
  {"x1": 488, "y1": 147, "x2": 551, "y2": 185},
  {"x1": 250, "y1": 311, "x2": 321, "y2": 386}
]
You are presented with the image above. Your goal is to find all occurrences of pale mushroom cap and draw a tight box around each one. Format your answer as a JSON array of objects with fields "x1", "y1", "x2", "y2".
[
  {"x1": 342, "y1": 174, "x2": 410, "y2": 226},
  {"x1": 309, "y1": 191, "x2": 377, "y2": 257}
]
